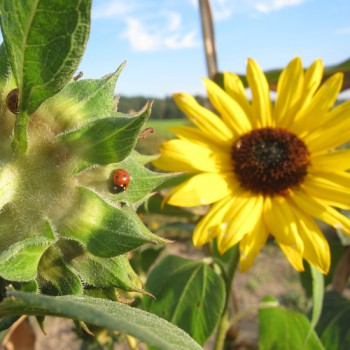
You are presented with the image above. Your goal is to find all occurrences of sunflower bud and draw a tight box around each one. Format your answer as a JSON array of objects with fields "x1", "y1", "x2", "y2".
[{"x1": 0, "y1": 2, "x2": 172, "y2": 299}]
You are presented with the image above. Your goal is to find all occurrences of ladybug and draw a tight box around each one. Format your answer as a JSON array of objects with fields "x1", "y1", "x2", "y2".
[
  {"x1": 6, "y1": 88, "x2": 19, "y2": 114},
  {"x1": 113, "y1": 169, "x2": 130, "y2": 193}
]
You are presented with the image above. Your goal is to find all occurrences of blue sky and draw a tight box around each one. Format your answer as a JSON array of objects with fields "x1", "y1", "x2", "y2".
[
  {"x1": 79, "y1": 0, "x2": 350, "y2": 98},
  {"x1": 5, "y1": 0, "x2": 350, "y2": 99}
]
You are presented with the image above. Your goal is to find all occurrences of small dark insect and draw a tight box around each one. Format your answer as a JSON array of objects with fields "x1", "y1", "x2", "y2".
[
  {"x1": 113, "y1": 169, "x2": 130, "y2": 193},
  {"x1": 139, "y1": 127, "x2": 154, "y2": 139},
  {"x1": 73, "y1": 71, "x2": 83, "y2": 81},
  {"x1": 6, "y1": 88, "x2": 19, "y2": 114}
]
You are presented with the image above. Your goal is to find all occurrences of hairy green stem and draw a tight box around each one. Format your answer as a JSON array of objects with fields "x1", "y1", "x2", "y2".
[
  {"x1": 229, "y1": 301, "x2": 279, "y2": 328},
  {"x1": 12, "y1": 111, "x2": 29, "y2": 154},
  {"x1": 213, "y1": 245, "x2": 240, "y2": 350}
]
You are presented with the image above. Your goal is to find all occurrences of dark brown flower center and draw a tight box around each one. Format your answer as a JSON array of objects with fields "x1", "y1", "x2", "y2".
[{"x1": 231, "y1": 127, "x2": 310, "y2": 196}]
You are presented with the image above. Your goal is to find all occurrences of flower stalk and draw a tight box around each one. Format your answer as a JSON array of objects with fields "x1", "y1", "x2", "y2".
[
  {"x1": 214, "y1": 245, "x2": 239, "y2": 350},
  {"x1": 12, "y1": 110, "x2": 29, "y2": 155}
]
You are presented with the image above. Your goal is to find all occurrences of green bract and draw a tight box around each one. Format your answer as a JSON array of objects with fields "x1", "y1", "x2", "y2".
[{"x1": 0, "y1": 0, "x2": 171, "y2": 299}]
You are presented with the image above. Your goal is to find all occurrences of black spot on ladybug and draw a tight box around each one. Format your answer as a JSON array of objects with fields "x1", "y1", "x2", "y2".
[{"x1": 6, "y1": 88, "x2": 19, "y2": 114}]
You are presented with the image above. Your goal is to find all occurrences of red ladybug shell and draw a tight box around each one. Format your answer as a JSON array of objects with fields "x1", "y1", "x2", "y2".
[{"x1": 113, "y1": 169, "x2": 130, "y2": 193}]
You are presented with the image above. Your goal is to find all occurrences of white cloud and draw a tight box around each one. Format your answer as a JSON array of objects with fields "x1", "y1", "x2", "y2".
[
  {"x1": 335, "y1": 27, "x2": 350, "y2": 35},
  {"x1": 123, "y1": 18, "x2": 161, "y2": 52},
  {"x1": 92, "y1": 1, "x2": 136, "y2": 19},
  {"x1": 165, "y1": 31, "x2": 199, "y2": 49},
  {"x1": 254, "y1": 0, "x2": 304, "y2": 14},
  {"x1": 93, "y1": 0, "x2": 307, "y2": 53},
  {"x1": 210, "y1": 0, "x2": 234, "y2": 20},
  {"x1": 122, "y1": 11, "x2": 200, "y2": 52},
  {"x1": 93, "y1": 1, "x2": 200, "y2": 52},
  {"x1": 167, "y1": 12, "x2": 182, "y2": 31},
  {"x1": 193, "y1": 0, "x2": 306, "y2": 21}
]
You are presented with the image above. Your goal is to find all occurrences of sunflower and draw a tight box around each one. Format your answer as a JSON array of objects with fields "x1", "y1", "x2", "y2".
[{"x1": 154, "y1": 57, "x2": 350, "y2": 274}]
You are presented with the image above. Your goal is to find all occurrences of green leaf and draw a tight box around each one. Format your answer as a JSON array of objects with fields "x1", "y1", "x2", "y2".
[
  {"x1": 0, "y1": 43, "x2": 12, "y2": 93},
  {"x1": 300, "y1": 242, "x2": 344, "y2": 298},
  {"x1": 12, "y1": 280, "x2": 38, "y2": 293},
  {"x1": 156, "y1": 172, "x2": 194, "y2": 191},
  {"x1": 0, "y1": 0, "x2": 91, "y2": 114},
  {"x1": 0, "y1": 235, "x2": 55, "y2": 282},
  {"x1": 58, "y1": 187, "x2": 157, "y2": 257},
  {"x1": 75, "y1": 151, "x2": 175, "y2": 205},
  {"x1": 82, "y1": 287, "x2": 119, "y2": 300},
  {"x1": 113, "y1": 155, "x2": 177, "y2": 204},
  {"x1": 143, "y1": 255, "x2": 225, "y2": 346},
  {"x1": 130, "y1": 245, "x2": 165, "y2": 275},
  {"x1": 259, "y1": 296, "x2": 324, "y2": 350},
  {"x1": 45, "y1": 62, "x2": 125, "y2": 130},
  {"x1": 122, "y1": 205, "x2": 168, "y2": 245},
  {"x1": 59, "y1": 102, "x2": 151, "y2": 165},
  {"x1": 212, "y1": 239, "x2": 240, "y2": 265},
  {"x1": 316, "y1": 291, "x2": 350, "y2": 350},
  {"x1": 300, "y1": 263, "x2": 313, "y2": 299},
  {"x1": 1, "y1": 291, "x2": 202, "y2": 350},
  {"x1": 132, "y1": 151, "x2": 160, "y2": 166},
  {"x1": 139, "y1": 194, "x2": 199, "y2": 219},
  {"x1": 0, "y1": 219, "x2": 55, "y2": 281},
  {"x1": 38, "y1": 245, "x2": 83, "y2": 296},
  {"x1": 57, "y1": 240, "x2": 140, "y2": 291},
  {"x1": 0, "y1": 316, "x2": 19, "y2": 332},
  {"x1": 309, "y1": 266, "x2": 324, "y2": 331}
]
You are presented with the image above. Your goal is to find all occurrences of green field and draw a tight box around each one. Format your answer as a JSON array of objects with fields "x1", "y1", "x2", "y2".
[
  {"x1": 145, "y1": 118, "x2": 189, "y2": 138},
  {"x1": 137, "y1": 118, "x2": 189, "y2": 154}
]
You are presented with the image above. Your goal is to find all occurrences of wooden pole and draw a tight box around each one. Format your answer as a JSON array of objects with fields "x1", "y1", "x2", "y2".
[{"x1": 198, "y1": 0, "x2": 218, "y2": 79}]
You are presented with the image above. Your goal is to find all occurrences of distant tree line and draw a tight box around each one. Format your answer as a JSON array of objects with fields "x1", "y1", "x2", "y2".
[
  {"x1": 117, "y1": 95, "x2": 210, "y2": 119},
  {"x1": 117, "y1": 94, "x2": 349, "y2": 119}
]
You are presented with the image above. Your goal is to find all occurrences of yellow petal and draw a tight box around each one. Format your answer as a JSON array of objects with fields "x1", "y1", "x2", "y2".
[
  {"x1": 217, "y1": 191, "x2": 264, "y2": 254},
  {"x1": 173, "y1": 93, "x2": 234, "y2": 143},
  {"x1": 304, "y1": 100, "x2": 350, "y2": 154},
  {"x1": 225, "y1": 192, "x2": 263, "y2": 241},
  {"x1": 157, "y1": 139, "x2": 232, "y2": 173},
  {"x1": 274, "y1": 57, "x2": 304, "y2": 128},
  {"x1": 165, "y1": 172, "x2": 237, "y2": 207},
  {"x1": 169, "y1": 126, "x2": 230, "y2": 151},
  {"x1": 279, "y1": 243, "x2": 305, "y2": 272},
  {"x1": 302, "y1": 173, "x2": 350, "y2": 209},
  {"x1": 276, "y1": 59, "x2": 323, "y2": 134},
  {"x1": 298, "y1": 58, "x2": 324, "y2": 112},
  {"x1": 291, "y1": 73, "x2": 344, "y2": 135},
  {"x1": 239, "y1": 216, "x2": 269, "y2": 272},
  {"x1": 290, "y1": 189, "x2": 350, "y2": 235},
  {"x1": 264, "y1": 196, "x2": 304, "y2": 252},
  {"x1": 316, "y1": 171, "x2": 350, "y2": 188},
  {"x1": 293, "y1": 205, "x2": 330, "y2": 274},
  {"x1": 153, "y1": 152, "x2": 198, "y2": 172},
  {"x1": 246, "y1": 58, "x2": 272, "y2": 128},
  {"x1": 203, "y1": 78, "x2": 252, "y2": 135},
  {"x1": 223, "y1": 71, "x2": 251, "y2": 119},
  {"x1": 193, "y1": 196, "x2": 234, "y2": 246},
  {"x1": 311, "y1": 149, "x2": 350, "y2": 172},
  {"x1": 217, "y1": 230, "x2": 248, "y2": 255}
]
